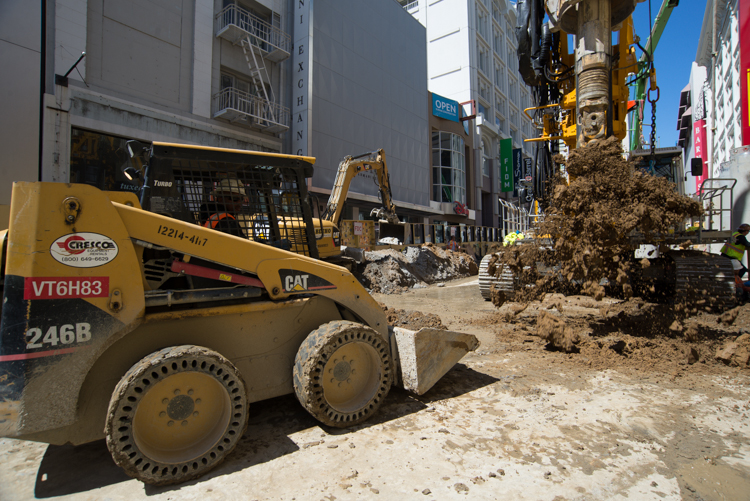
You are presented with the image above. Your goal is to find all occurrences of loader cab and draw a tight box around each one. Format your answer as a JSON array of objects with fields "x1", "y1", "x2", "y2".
[{"x1": 125, "y1": 142, "x2": 320, "y2": 259}]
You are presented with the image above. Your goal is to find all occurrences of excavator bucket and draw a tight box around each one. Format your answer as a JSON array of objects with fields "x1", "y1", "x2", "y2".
[{"x1": 389, "y1": 327, "x2": 479, "y2": 395}]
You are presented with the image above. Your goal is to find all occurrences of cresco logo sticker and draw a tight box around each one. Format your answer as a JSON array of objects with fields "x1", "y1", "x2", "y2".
[{"x1": 50, "y1": 233, "x2": 119, "y2": 268}]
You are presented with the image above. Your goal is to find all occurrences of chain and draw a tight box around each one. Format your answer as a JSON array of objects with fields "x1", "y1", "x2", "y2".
[
  {"x1": 647, "y1": 85, "x2": 660, "y2": 172},
  {"x1": 650, "y1": 98, "x2": 656, "y2": 157}
]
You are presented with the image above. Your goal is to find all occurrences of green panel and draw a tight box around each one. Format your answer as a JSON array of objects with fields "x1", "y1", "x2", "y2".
[{"x1": 499, "y1": 138, "x2": 513, "y2": 192}]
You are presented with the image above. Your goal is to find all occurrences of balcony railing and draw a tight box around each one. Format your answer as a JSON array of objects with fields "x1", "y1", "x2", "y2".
[
  {"x1": 213, "y1": 87, "x2": 290, "y2": 134},
  {"x1": 215, "y1": 5, "x2": 291, "y2": 62},
  {"x1": 403, "y1": 1, "x2": 418, "y2": 12}
]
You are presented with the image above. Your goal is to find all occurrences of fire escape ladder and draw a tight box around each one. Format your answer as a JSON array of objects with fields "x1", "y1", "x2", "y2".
[{"x1": 241, "y1": 35, "x2": 276, "y2": 124}]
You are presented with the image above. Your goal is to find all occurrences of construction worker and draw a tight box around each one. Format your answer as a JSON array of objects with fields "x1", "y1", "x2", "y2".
[
  {"x1": 200, "y1": 178, "x2": 247, "y2": 238},
  {"x1": 448, "y1": 234, "x2": 459, "y2": 251},
  {"x1": 720, "y1": 223, "x2": 750, "y2": 279}
]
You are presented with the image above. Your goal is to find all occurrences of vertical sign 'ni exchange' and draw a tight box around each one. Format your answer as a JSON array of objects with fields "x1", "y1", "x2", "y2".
[
  {"x1": 500, "y1": 138, "x2": 513, "y2": 193},
  {"x1": 292, "y1": 0, "x2": 312, "y2": 156}
]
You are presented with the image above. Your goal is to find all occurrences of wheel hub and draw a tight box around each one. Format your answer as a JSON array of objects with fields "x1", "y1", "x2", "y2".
[
  {"x1": 166, "y1": 394, "x2": 195, "y2": 421},
  {"x1": 332, "y1": 358, "x2": 352, "y2": 381}
]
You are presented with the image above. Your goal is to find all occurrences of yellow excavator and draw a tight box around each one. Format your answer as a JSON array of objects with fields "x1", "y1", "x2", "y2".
[
  {"x1": 0, "y1": 142, "x2": 477, "y2": 485},
  {"x1": 315, "y1": 148, "x2": 402, "y2": 261}
]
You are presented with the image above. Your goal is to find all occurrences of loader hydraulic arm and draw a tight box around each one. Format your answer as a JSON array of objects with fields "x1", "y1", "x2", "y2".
[{"x1": 321, "y1": 149, "x2": 399, "y2": 226}]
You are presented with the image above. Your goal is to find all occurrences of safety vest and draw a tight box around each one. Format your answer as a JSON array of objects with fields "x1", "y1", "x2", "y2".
[
  {"x1": 203, "y1": 212, "x2": 236, "y2": 229},
  {"x1": 721, "y1": 231, "x2": 747, "y2": 260}
]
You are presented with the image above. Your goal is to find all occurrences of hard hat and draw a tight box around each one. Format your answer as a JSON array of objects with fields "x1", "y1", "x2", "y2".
[{"x1": 213, "y1": 178, "x2": 246, "y2": 197}]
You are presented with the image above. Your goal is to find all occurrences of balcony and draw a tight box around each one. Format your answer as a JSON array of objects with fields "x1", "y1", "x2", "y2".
[
  {"x1": 213, "y1": 87, "x2": 290, "y2": 133},
  {"x1": 215, "y1": 4, "x2": 291, "y2": 62}
]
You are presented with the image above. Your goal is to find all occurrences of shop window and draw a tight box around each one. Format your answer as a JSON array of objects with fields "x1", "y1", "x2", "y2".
[
  {"x1": 69, "y1": 128, "x2": 138, "y2": 193},
  {"x1": 431, "y1": 131, "x2": 466, "y2": 204}
]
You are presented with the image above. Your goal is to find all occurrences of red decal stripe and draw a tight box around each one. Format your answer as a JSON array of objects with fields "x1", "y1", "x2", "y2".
[{"x1": 0, "y1": 347, "x2": 80, "y2": 362}]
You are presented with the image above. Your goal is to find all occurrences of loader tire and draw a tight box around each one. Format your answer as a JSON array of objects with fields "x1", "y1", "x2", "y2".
[
  {"x1": 294, "y1": 321, "x2": 393, "y2": 428},
  {"x1": 105, "y1": 345, "x2": 248, "y2": 485}
]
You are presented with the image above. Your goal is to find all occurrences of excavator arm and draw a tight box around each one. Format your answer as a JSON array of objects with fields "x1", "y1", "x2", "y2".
[{"x1": 321, "y1": 149, "x2": 400, "y2": 226}]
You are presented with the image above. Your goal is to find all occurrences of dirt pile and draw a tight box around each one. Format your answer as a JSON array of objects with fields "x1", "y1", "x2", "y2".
[
  {"x1": 380, "y1": 305, "x2": 447, "y2": 330},
  {"x1": 492, "y1": 137, "x2": 703, "y2": 306},
  {"x1": 355, "y1": 244, "x2": 477, "y2": 294}
]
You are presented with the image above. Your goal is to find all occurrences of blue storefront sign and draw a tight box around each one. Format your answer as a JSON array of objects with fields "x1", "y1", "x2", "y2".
[{"x1": 432, "y1": 94, "x2": 460, "y2": 123}]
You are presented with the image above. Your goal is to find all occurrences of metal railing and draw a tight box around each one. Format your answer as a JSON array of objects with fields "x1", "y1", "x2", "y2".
[
  {"x1": 213, "y1": 87, "x2": 290, "y2": 130},
  {"x1": 402, "y1": 1, "x2": 419, "y2": 12},
  {"x1": 695, "y1": 178, "x2": 736, "y2": 232},
  {"x1": 216, "y1": 4, "x2": 291, "y2": 54}
]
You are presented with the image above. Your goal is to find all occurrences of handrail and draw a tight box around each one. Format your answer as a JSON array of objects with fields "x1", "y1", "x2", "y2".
[
  {"x1": 216, "y1": 4, "x2": 291, "y2": 53},
  {"x1": 212, "y1": 87, "x2": 290, "y2": 128}
]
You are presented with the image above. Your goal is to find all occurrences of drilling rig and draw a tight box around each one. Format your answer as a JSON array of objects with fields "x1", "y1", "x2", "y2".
[{"x1": 478, "y1": 0, "x2": 737, "y2": 308}]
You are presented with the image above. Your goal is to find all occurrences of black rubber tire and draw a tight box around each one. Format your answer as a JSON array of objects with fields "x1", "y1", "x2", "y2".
[
  {"x1": 293, "y1": 321, "x2": 393, "y2": 428},
  {"x1": 105, "y1": 345, "x2": 248, "y2": 485}
]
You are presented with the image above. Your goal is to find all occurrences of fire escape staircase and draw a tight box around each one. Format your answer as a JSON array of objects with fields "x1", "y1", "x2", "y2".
[{"x1": 213, "y1": 5, "x2": 291, "y2": 133}]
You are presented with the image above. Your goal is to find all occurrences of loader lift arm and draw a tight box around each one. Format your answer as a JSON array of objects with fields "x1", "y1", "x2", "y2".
[{"x1": 321, "y1": 149, "x2": 400, "y2": 226}]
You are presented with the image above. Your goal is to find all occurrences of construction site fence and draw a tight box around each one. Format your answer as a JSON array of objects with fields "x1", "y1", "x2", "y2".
[{"x1": 339, "y1": 220, "x2": 515, "y2": 257}]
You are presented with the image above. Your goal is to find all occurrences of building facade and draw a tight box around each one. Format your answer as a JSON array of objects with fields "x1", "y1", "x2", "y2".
[
  {"x1": 694, "y1": 0, "x2": 745, "y2": 174},
  {"x1": 399, "y1": 0, "x2": 536, "y2": 227},
  {"x1": 1, "y1": 0, "x2": 440, "y2": 231}
]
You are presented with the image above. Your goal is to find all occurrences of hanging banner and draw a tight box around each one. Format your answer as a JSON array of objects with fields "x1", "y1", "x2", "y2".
[
  {"x1": 512, "y1": 148, "x2": 522, "y2": 196},
  {"x1": 694, "y1": 119, "x2": 708, "y2": 193},
  {"x1": 500, "y1": 138, "x2": 513, "y2": 193}
]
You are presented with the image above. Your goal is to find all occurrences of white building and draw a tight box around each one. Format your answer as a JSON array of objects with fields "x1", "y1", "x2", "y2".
[
  {"x1": 694, "y1": 0, "x2": 744, "y2": 173},
  {"x1": 399, "y1": 0, "x2": 536, "y2": 226}
]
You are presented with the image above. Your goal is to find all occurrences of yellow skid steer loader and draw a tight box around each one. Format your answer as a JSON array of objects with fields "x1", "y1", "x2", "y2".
[{"x1": 0, "y1": 142, "x2": 477, "y2": 485}]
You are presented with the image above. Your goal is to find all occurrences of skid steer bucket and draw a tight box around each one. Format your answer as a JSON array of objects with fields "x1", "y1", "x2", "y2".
[{"x1": 390, "y1": 327, "x2": 479, "y2": 395}]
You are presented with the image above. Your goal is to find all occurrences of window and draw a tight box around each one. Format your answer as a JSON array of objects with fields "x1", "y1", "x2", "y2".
[
  {"x1": 510, "y1": 126, "x2": 519, "y2": 145},
  {"x1": 506, "y1": 45, "x2": 517, "y2": 73},
  {"x1": 221, "y1": 72, "x2": 264, "y2": 97},
  {"x1": 496, "y1": 94, "x2": 506, "y2": 117},
  {"x1": 432, "y1": 131, "x2": 466, "y2": 204},
  {"x1": 70, "y1": 128, "x2": 139, "y2": 192},
  {"x1": 494, "y1": 61, "x2": 505, "y2": 92},
  {"x1": 481, "y1": 139, "x2": 491, "y2": 177},
  {"x1": 479, "y1": 79, "x2": 491, "y2": 101},
  {"x1": 508, "y1": 75, "x2": 518, "y2": 104},
  {"x1": 477, "y1": 102, "x2": 487, "y2": 120},
  {"x1": 493, "y1": 28, "x2": 504, "y2": 54},
  {"x1": 477, "y1": 8, "x2": 488, "y2": 40},
  {"x1": 478, "y1": 43, "x2": 488, "y2": 74}
]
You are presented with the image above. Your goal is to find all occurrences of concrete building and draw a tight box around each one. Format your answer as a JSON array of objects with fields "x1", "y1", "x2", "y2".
[
  {"x1": 0, "y1": 0, "x2": 440, "y2": 230},
  {"x1": 676, "y1": 63, "x2": 710, "y2": 196},
  {"x1": 399, "y1": 0, "x2": 536, "y2": 227}
]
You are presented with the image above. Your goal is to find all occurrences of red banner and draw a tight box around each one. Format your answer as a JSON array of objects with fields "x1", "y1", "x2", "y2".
[
  {"x1": 694, "y1": 119, "x2": 707, "y2": 193},
  {"x1": 742, "y1": 0, "x2": 750, "y2": 145}
]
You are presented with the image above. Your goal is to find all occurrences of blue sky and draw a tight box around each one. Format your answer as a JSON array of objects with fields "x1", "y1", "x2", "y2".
[{"x1": 631, "y1": 0, "x2": 707, "y2": 147}]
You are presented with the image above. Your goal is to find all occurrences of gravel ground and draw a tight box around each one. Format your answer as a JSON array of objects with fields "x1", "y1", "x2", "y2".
[{"x1": 1, "y1": 276, "x2": 748, "y2": 500}]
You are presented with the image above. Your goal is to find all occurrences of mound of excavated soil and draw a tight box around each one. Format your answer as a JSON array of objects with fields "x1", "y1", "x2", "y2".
[
  {"x1": 492, "y1": 137, "x2": 703, "y2": 307},
  {"x1": 380, "y1": 305, "x2": 447, "y2": 330},
  {"x1": 355, "y1": 244, "x2": 478, "y2": 294},
  {"x1": 455, "y1": 293, "x2": 750, "y2": 373}
]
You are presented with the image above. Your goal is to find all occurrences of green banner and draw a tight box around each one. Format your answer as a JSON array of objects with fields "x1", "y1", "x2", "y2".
[{"x1": 499, "y1": 138, "x2": 513, "y2": 193}]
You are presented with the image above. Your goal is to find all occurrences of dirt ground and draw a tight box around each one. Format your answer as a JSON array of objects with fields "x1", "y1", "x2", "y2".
[{"x1": 1, "y1": 272, "x2": 748, "y2": 501}]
